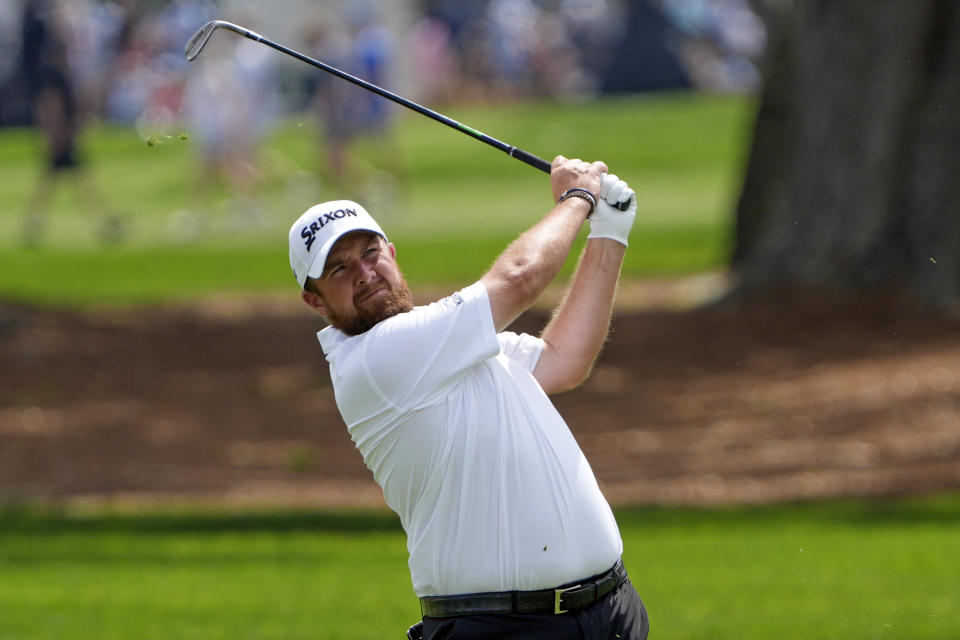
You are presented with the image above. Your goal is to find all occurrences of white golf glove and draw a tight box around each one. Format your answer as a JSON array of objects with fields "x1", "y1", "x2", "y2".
[{"x1": 587, "y1": 173, "x2": 636, "y2": 246}]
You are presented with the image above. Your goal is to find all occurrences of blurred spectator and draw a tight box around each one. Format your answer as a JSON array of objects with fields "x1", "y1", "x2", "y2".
[
  {"x1": 105, "y1": 0, "x2": 214, "y2": 130},
  {"x1": 175, "y1": 27, "x2": 278, "y2": 240},
  {"x1": 600, "y1": 0, "x2": 691, "y2": 93},
  {"x1": 417, "y1": 0, "x2": 625, "y2": 101},
  {"x1": 486, "y1": 0, "x2": 540, "y2": 96},
  {"x1": 532, "y1": 0, "x2": 625, "y2": 99},
  {"x1": 19, "y1": 0, "x2": 125, "y2": 246},
  {"x1": 658, "y1": 0, "x2": 765, "y2": 92},
  {"x1": 406, "y1": 11, "x2": 458, "y2": 105},
  {"x1": 415, "y1": 0, "x2": 763, "y2": 99},
  {"x1": 55, "y1": 0, "x2": 128, "y2": 119},
  {"x1": 304, "y1": 1, "x2": 401, "y2": 198},
  {"x1": 107, "y1": 10, "x2": 174, "y2": 125}
]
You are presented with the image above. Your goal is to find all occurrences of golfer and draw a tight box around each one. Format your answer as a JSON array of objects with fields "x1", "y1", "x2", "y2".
[{"x1": 289, "y1": 156, "x2": 648, "y2": 640}]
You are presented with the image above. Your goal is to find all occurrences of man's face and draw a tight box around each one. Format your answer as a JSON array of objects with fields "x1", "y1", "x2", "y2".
[{"x1": 303, "y1": 231, "x2": 414, "y2": 335}]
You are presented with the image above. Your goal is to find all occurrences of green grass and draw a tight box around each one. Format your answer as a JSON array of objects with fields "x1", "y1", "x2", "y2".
[
  {"x1": 1, "y1": 495, "x2": 957, "y2": 640},
  {"x1": 0, "y1": 93, "x2": 751, "y2": 307}
]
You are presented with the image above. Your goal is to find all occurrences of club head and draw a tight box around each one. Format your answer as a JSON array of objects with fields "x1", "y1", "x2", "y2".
[{"x1": 184, "y1": 20, "x2": 221, "y2": 61}]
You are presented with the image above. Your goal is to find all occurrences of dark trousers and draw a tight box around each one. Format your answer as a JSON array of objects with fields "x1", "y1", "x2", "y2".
[{"x1": 416, "y1": 579, "x2": 649, "y2": 640}]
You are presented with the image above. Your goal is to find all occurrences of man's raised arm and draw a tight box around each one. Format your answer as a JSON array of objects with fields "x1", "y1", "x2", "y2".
[
  {"x1": 534, "y1": 174, "x2": 637, "y2": 394},
  {"x1": 480, "y1": 156, "x2": 607, "y2": 331}
]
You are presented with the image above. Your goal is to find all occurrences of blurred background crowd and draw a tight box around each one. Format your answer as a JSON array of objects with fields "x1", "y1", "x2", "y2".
[
  {"x1": 0, "y1": 0, "x2": 765, "y2": 128},
  {"x1": 0, "y1": 0, "x2": 765, "y2": 242}
]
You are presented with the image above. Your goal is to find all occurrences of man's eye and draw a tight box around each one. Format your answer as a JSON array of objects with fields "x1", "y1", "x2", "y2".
[{"x1": 364, "y1": 248, "x2": 379, "y2": 259}]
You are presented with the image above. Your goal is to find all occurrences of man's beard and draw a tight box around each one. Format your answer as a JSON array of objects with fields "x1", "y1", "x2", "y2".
[{"x1": 327, "y1": 277, "x2": 415, "y2": 336}]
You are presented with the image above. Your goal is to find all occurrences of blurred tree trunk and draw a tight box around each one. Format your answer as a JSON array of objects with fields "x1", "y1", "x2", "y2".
[{"x1": 733, "y1": 0, "x2": 960, "y2": 305}]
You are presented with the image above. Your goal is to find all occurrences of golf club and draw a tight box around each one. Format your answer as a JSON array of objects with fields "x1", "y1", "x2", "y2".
[
  {"x1": 185, "y1": 20, "x2": 629, "y2": 209},
  {"x1": 185, "y1": 20, "x2": 551, "y2": 169}
]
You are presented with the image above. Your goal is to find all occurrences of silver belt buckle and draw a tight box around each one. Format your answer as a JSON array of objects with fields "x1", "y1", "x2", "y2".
[{"x1": 554, "y1": 584, "x2": 581, "y2": 615}]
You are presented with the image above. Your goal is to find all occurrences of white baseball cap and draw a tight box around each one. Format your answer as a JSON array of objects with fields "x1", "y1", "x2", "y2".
[{"x1": 288, "y1": 200, "x2": 387, "y2": 288}]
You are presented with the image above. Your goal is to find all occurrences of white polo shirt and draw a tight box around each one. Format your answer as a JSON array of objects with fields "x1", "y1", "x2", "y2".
[{"x1": 317, "y1": 281, "x2": 622, "y2": 597}]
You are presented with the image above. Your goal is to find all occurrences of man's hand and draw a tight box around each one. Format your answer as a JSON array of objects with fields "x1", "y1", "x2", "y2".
[
  {"x1": 587, "y1": 173, "x2": 636, "y2": 246},
  {"x1": 550, "y1": 155, "x2": 607, "y2": 204}
]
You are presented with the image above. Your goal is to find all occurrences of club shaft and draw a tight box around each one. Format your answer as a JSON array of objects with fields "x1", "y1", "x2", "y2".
[{"x1": 236, "y1": 30, "x2": 551, "y2": 174}]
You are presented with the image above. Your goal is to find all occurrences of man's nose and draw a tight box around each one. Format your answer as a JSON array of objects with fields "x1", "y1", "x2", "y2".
[{"x1": 355, "y1": 259, "x2": 377, "y2": 283}]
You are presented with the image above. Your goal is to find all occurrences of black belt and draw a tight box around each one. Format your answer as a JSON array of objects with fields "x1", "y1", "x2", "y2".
[{"x1": 420, "y1": 559, "x2": 628, "y2": 618}]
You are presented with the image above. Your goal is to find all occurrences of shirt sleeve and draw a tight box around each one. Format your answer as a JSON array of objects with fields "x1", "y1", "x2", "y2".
[
  {"x1": 362, "y1": 281, "x2": 500, "y2": 409},
  {"x1": 497, "y1": 331, "x2": 544, "y2": 373}
]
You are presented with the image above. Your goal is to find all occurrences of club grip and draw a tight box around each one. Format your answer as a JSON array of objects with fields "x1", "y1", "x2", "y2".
[
  {"x1": 509, "y1": 148, "x2": 552, "y2": 174},
  {"x1": 509, "y1": 147, "x2": 630, "y2": 210}
]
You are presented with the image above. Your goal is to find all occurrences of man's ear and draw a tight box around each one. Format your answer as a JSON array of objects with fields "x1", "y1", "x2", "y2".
[
  {"x1": 388, "y1": 242, "x2": 397, "y2": 259},
  {"x1": 301, "y1": 288, "x2": 328, "y2": 317}
]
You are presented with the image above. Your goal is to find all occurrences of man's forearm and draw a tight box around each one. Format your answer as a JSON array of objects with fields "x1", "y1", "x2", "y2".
[
  {"x1": 480, "y1": 155, "x2": 609, "y2": 331},
  {"x1": 481, "y1": 197, "x2": 592, "y2": 330},
  {"x1": 535, "y1": 237, "x2": 626, "y2": 392},
  {"x1": 498, "y1": 198, "x2": 588, "y2": 289}
]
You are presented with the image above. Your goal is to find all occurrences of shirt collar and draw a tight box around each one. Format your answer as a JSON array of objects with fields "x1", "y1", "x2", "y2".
[{"x1": 317, "y1": 325, "x2": 348, "y2": 356}]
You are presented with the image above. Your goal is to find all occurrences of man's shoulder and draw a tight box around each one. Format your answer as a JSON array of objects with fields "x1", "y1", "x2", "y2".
[
  {"x1": 423, "y1": 282, "x2": 485, "y2": 311},
  {"x1": 380, "y1": 282, "x2": 488, "y2": 332},
  {"x1": 319, "y1": 283, "x2": 489, "y2": 353}
]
